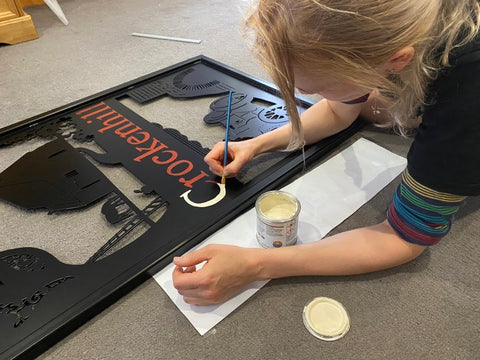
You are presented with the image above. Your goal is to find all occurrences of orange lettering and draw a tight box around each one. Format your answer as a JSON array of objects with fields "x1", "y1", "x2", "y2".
[
  {"x1": 179, "y1": 171, "x2": 209, "y2": 188},
  {"x1": 79, "y1": 104, "x2": 111, "y2": 120},
  {"x1": 167, "y1": 160, "x2": 193, "y2": 176},
  {"x1": 152, "y1": 150, "x2": 177, "y2": 165},
  {"x1": 76, "y1": 102, "x2": 106, "y2": 116},
  {"x1": 127, "y1": 131, "x2": 150, "y2": 145},
  {"x1": 98, "y1": 116, "x2": 127, "y2": 133},
  {"x1": 97, "y1": 110, "x2": 117, "y2": 120},
  {"x1": 114, "y1": 122, "x2": 141, "y2": 138},
  {"x1": 134, "y1": 139, "x2": 168, "y2": 162}
]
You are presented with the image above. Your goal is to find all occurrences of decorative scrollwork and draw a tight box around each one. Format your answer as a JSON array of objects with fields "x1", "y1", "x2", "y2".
[
  {"x1": 0, "y1": 276, "x2": 74, "y2": 328},
  {"x1": 0, "y1": 116, "x2": 82, "y2": 147},
  {"x1": 0, "y1": 254, "x2": 46, "y2": 272}
]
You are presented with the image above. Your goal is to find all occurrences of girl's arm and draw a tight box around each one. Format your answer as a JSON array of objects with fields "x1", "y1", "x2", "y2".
[
  {"x1": 250, "y1": 98, "x2": 363, "y2": 154},
  {"x1": 252, "y1": 220, "x2": 424, "y2": 279},
  {"x1": 205, "y1": 98, "x2": 364, "y2": 177},
  {"x1": 172, "y1": 221, "x2": 425, "y2": 305}
]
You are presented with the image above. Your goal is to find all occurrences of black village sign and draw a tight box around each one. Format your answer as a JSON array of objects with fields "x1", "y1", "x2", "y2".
[{"x1": 0, "y1": 56, "x2": 362, "y2": 360}]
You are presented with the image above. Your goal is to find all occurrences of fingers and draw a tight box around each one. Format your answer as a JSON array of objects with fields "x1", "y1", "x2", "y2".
[
  {"x1": 171, "y1": 244, "x2": 245, "y2": 305},
  {"x1": 182, "y1": 266, "x2": 196, "y2": 273},
  {"x1": 172, "y1": 246, "x2": 213, "y2": 290},
  {"x1": 204, "y1": 141, "x2": 246, "y2": 178},
  {"x1": 172, "y1": 265, "x2": 200, "y2": 290},
  {"x1": 173, "y1": 247, "x2": 211, "y2": 268},
  {"x1": 172, "y1": 266, "x2": 211, "y2": 304},
  {"x1": 176, "y1": 288, "x2": 214, "y2": 303},
  {"x1": 172, "y1": 266, "x2": 222, "y2": 305},
  {"x1": 182, "y1": 296, "x2": 220, "y2": 306},
  {"x1": 223, "y1": 160, "x2": 243, "y2": 178},
  {"x1": 176, "y1": 285, "x2": 225, "y2": 305},
  {"x1": 204, "y1": 142, "x2": 227, "y2": 176},
  {"x1": 172, "y1": 247, "x2": 221, "y2": 305}
]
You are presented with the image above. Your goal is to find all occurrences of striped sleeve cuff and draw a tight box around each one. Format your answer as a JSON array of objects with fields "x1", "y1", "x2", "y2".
[{"x1": 387, "y1": 169, "x2": 466, "y2": 246}]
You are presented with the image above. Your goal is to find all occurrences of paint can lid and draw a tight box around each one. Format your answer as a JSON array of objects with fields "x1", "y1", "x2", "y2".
[{"x1": 302, "y1": 297, "x2": 350, "y2": 341}]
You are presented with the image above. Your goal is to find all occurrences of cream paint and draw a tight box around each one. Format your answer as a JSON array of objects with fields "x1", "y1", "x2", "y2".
[
  {"x1": 258, "y1": 193, "x2": 298, "y2": 220},
  {"x1": 262, "y1": 203, "x2": 297, "y2": 220},
  {"x1": 303, "y1": 297, "x2": 350, "y2": 340},
  {"x1": 180, "y1": 181, "x2": 226, "y2": 208}
]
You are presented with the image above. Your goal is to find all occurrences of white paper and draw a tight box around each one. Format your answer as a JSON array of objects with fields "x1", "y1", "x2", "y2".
[{"x1": 153, "y1": 138, "x2": 407, "y2": 335}]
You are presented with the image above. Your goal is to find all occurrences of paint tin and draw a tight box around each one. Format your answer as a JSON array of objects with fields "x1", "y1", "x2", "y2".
[{"x1": 255, "y1": 190, "x2": 301, "y2": 248}]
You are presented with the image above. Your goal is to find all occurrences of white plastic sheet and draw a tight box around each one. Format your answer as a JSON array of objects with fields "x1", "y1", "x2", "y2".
[{"x1": 153, "y1": 138, "x2": 407, "y2": 335}]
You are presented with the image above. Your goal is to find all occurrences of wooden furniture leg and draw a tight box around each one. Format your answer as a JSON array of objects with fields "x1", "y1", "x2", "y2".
[{"x1": 0, "y1": 0, "x2": 39, "y2": 45}]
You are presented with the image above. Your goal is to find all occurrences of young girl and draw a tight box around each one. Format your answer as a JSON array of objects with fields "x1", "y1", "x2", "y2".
[{"x1": 173, "y1": 0, "x2": 480, "y2": 305}]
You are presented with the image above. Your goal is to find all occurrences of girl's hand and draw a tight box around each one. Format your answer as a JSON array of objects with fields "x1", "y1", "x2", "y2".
[
  {"x1": 204, "y1": 139, "x2": 257, "y2": 178},
  {"x1": 172, "y1": 244, "x2": 261, "y2": 305}
]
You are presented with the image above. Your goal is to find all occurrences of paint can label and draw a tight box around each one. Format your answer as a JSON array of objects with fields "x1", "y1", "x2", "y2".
[{"x1": 255, "y1": 190, "x2": 300, "y2": 248}]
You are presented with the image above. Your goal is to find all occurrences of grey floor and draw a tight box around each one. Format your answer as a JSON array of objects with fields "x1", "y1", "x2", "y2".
[{"x1": 1, "y1": 1, "x2": 479, "y2": 359}]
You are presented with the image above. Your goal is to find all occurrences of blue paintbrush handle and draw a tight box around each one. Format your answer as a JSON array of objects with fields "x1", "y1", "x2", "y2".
[{"x1": 223, "y1": 91, "x2": 233, "y2": 169}]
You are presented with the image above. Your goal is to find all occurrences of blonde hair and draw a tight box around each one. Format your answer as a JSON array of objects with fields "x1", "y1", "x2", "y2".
[{"x1": 244, "y1": 0, "x2": 480, "y2": 148}]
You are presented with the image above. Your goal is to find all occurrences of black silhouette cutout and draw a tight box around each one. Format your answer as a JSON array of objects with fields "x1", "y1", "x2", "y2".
[{"x1": 0, "y1": 56, "x2": 362, "y2": 360}]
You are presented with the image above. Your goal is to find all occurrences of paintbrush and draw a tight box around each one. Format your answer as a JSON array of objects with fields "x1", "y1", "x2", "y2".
[{"x1": 221, "y1": 91, "x2": 233, "y2": 185}]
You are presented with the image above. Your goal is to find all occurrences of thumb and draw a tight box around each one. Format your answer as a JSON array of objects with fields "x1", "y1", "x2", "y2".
[
  {"x1": 223, "y1": 161, "x2": 243, "y2": 178},
  {"x1": 173, "y1": 247, "x2": 212, "y2": 267}
]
